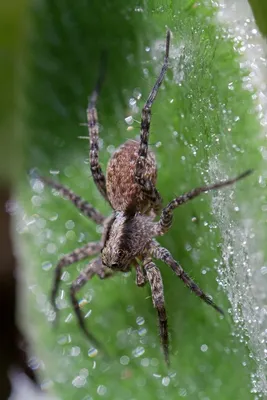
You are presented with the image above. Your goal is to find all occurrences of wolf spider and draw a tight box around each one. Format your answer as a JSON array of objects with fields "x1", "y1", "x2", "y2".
[{"x1": 40, "y1": 31, "x2": 251, "y2": 365}]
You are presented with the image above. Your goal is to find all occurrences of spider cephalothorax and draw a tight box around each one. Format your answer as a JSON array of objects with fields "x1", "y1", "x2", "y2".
[{"x1": 40, "y1": 31, "x2": 252, "y2": 365}]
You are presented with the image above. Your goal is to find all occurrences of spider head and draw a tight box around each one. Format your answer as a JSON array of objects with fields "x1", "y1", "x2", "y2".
[
  {"x1": 101, "y1": 211, "x2": 156, "y2": 271},
  {"x1": 101, "y1": 247, "x2": 129, "y2": 271}
]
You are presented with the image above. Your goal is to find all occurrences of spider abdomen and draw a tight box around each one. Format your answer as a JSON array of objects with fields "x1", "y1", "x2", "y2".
[{"x1": 106, "y1": 139, "x2": 157, "y2": 213}]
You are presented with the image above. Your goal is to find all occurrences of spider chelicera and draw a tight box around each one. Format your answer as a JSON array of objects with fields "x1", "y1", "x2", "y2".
[{"x1": 39, "y1": 30, "x2": 252, "y2": 365}]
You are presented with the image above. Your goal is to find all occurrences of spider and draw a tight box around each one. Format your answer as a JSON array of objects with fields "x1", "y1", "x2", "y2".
[{"x1": 39, "y1": 30, "x2": 252, "y2": 365}]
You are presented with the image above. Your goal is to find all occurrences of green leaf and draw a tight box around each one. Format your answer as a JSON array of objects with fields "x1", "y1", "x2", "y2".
[{"x1": 18, "y1": 1, "x2": 265, "y2": 399}]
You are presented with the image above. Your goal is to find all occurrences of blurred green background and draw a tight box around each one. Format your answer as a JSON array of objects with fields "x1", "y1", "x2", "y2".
[{"x1": 3, "y1": 0, "x2": 267, "y2": 399}]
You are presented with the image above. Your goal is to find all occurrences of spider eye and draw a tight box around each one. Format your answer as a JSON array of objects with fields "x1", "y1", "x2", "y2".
[
  {"x1": 117, "y1": 249, "x2": 123, "y2": 258},
  {"x1": 111, "y1": 263, "x2": 119, "y2": 269}
]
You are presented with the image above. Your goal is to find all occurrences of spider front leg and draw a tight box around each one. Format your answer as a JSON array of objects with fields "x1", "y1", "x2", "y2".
[
  {"x1": 87, "y1": 62, "x2": 110, "y2": 205},
  {"x1": 157, "y1": 169, "x2": 253, "y2": 233},
  {"x1": 51, "y1": 241, "x2": 102, "y2": 314},
  {"x1": 70, "y1": 257, "x2": 113, "y2": 353},
  {"x1": 143, "y1": 259, "x2": 169, "y2": 365},
  {"x1": 150, "y1": 241, "x2": 224, "y2": 315},
  {"x1": 135, "y1": 30, "x2": 170, "y2": 214}
]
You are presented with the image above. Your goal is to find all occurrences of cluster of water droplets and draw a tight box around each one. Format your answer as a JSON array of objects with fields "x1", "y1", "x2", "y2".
[{"x1": 208, "y1": 2, "x2": 267, "y2": 396}]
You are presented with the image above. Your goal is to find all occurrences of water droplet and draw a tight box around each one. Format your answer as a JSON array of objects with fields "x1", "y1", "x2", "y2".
[
  {"x1": 136, "y1": 316, "x2": 145, "y2": 325},
  {"x1": 134, "y1": 6, "x2": 143, "y2": 12},
  {"x1": 120, "y1": 355, "x2": 130, "y2": 365},
  {"x1": 179, "y1": 388, "x2": 187, "y2": 397},
  {"x1": 126, "y1": 305, "x2": 134, "y2": 313},
  {"x1": 49, "y1": 169, "x2": 60, "y2": 175},
  {"x1": 32, "y1": 180, "x2": 44, "y2": 193},
  {"x1": 201, "y1": 344, "x2": 208, "y2": 352},
  {"x1": 129, "y1": 98, "x2": 136, "y2": 107},
  {"x1": 61, "y1": 271, "x2": 70, "y2": 282},
  {"x1": 125, "y1": 116, "x2": 133, "y2": 125},
  {"x1": 49, "y1": 212, "x2": 58, "y2": 221},
  {"x1": 72, "y1": 375, "x2": 86, "y2": 388},
  {"x1": 162, "y1": 376, "x2": 170, "y2": 386},
  {"x1": 57, "y1": 334, "x2": 69, "y2": 345},
  {"x1": 70, "y1": 346, "x2": 81, "y2": 356},
  {"x1": 28, "y1": 356, "x2": 40, "y2": 370},
  {"x1": 65, "y1": 220, "x2": 75, "y2": 229},
  {"x1": 31, "y1": 195, "x2": 42, "y2": 207},
  {"x1": 138, "y1": 328, "x2": 147, "y2": 336},
  {"x1": 132, "y1": 346, "x2": 145, "y2": 358},
  {"x1": 65, "y1": 313, "x2": 73, "y2": 323},
  {"x1": 141, "y1": 358, "x2": 149, "y2": 367},
  {"x1": 107, "y1": 145, "x2": 115, "y2": 154},
  {"x1": 133, "y1": 88, "x2": 142, "y2": 99},
  {"x1": 84, "y1": 309, "x2": 92, "y2": 319},
  {"x1": 97, "y1": 385, "x2": 107, "y2": 396},
  {"x1": 41, "y1": 379, "x2": 53, "y2": 390},
  {"x1": 66, "y1": 230, "x2": 76, "y2": 241},
  {"x1": 42, "y1": 261, "x2": 52, "y2": 271},
  {"x1": 88, "y1": 348, "x2": 98, "y2": 358},
  {"x1": 78, "y1": 298, "x2": 88, "y2": 308}
]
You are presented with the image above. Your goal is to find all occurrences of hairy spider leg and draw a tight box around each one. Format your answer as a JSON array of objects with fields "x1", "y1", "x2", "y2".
[
  {"x1": 135, "y1": 30, "x2": 171, "y2": 215},
  {"x1": 150, "y1": 241, "x2": 224, "y2": 315},
  {"x1": 51, "y1": 242, "x2": 102, "y2": 319},
  {"x1": 133, "y1": 259, "x2": 147, "y2": 287},
  {"x1": 87, "y1": 56, "x2": 110, "y2": 204},
  {"x1": 144, "y1": 259, "x2": 169, "y2": 365},
  {"x1": 70, "y1": 257, "x2": 113, "y2": 354},
  {"x1": 157, "y1": 169, "x2": 253, "y2": 233},
  {"x1": 39, "y1": 176, "x2": 105, "y2": 225}
]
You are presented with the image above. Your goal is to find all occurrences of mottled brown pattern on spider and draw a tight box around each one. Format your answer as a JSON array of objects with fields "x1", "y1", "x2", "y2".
[
  {"x1": 106, "y1": 139, "x2": 157, "y2": 213},
  {"x1": 39, "y1": 30, "x2": 252, "y2": 366}
]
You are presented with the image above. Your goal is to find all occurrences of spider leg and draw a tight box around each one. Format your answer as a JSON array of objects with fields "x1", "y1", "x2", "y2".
[
  {"x1": 156, "y1": 169, "x2": 253, "y2": 234},
  {"x1": 87, "y1": 58, "x2": 110, "y2": 204},
  {"x1": 150, "y1": 241, "x2": 224, "y2": 315},
  {"x1": 70, "y1": 257, "x2": 113, "y2": 353},
  {"x1": 135, "y1": 30, "x2": 170, "y2": 215},
  {"x1": 143, "y1": 258, "x2": 169, "y2": 365},
  {"x1": 51, "y1": 242, "x2": 102, "y2": 315},
  {"x1": 133, "y1": 260, "x2": 147, "y2": 287},
  {"x1": 39, "y1": 176, "x2": 105, "y2": 225}
]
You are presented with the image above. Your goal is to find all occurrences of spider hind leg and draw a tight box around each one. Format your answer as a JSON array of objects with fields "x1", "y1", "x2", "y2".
[
  {"x1": 51, "y1": 242, "x2": 102, "y2": 321},
  {"x1": 70, "y1": 257, "x2": 113, "y2": 355},
  {"x1": 151, "y1": 241, "x2": 224, "y2": 316},
  {"x1": 144, "y1": 259, "x2": 169, "y2": 366}
]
